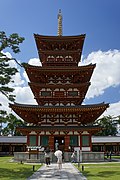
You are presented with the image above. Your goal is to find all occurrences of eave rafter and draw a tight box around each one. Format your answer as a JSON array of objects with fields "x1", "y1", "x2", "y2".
[
  {"x1": 9, "y1": 103, "x2": 109, "y2": 125},
  {"x1": 25, "y1": 64, "x2": 96, "y2": 84},
  {"x1": 16, "y1": 125, "x2": 102, "y2": 135},
  {"x1": 34, "y1": 34, "x2": 85, "y2": 51}
]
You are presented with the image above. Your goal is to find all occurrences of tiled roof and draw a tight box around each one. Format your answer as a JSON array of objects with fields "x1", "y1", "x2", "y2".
[
  {"x1": 10, "y1": 102, "x2": 109, "y2": 110},
  {"x1": 92, "y1": 136, "x2": 120, "y2": 143},
  {"x1": 24, "y1": 63, "x2": 95, "y2": 70},
  {"x1": 17, "y1": 125, "x2": 101, "y2": 131},
  {"x1": 0, "y1": 136, "x2": 120, "y2": 144},
  {"x1": 0, "y1": 136, "x2": 27, "y2": 143},
  {"x1": 34, "y1": 34, "x2": 86, "y2": 39}
]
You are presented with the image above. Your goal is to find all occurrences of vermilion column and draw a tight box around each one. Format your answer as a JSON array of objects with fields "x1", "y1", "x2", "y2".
[
  {"x1": 36, "y1": 133, "x2": 39, "y2": 146},
  {"x1": 27, "y1": 134, "x2": 29, "y2": 146},
  {"x1": 49, "y1": 135, "x2": 54, "y2": 151},
  {"x1": 80, "y1": 134, "x2": 82, "y2": 150},
  {"x1": 64, "y1": 135, "x2": 70, "y2": 152},
  {"x1": 89, "y1": 134, "x2": 92, "y2": 151}
]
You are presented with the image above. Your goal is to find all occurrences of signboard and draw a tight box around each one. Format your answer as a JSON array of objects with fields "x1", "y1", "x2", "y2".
[{"x1": 27, "y1": 146, "x2": 44, "y2": 151}]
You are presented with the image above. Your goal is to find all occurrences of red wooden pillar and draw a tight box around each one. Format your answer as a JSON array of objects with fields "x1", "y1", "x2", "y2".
[
  {"x1": 80, "y1": 135, "x2": 82, "y2": 150},
  {"x1": 64, "y1": 135, "x2": 70, "y2": 152},
  {"x1": 49, "y1": 135, "x2": 54, "y2": 151},
  {"x1": 89, "y1": 133, "x2": 92, "y2": 151},
  {"x1": 78, "y1": 133, "x2": 82, "y2": 150},
  {"x1": 27, "y1": 134, "x2": 29, "y2": 146},
  {"x1": 36, "y1": 133, "x2": 39, "y2": 146}
]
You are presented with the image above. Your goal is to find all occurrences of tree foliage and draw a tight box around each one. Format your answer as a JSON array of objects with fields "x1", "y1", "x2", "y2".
[
  {"x1": 94, "y1": 115, "x2": 118, "y2": 136},
  {"x1": 0, "y1": 31, "x2": 25, "y2": 135},
  {"x1": 0, "y1": 110, "x2": 7, "y2": 135},
  {"x1": 0, "y1": 31, "x2": 24, "y2": 103},
  {"x1": 2, "y1": 113, "x2": 25, "y2": 136}
]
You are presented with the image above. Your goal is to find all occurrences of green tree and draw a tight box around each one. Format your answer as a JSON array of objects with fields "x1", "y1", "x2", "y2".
[
  {"x1": 117, "y1": 115, "x2": 120, "y2": 124},
  {"x1": 0, "y1": 31, "x2": 24, "y2": 132},
  {"x1": 0, "y1": 110, "x2": 7, "y2": 135},
  {"x1": 0, "y1": 31, "x2": 24, "y2": 103},
  {"x1": 2, "y1": 113, "x2": 25, "y2": 136},
  {"x1": 94, "y1": 115, "x2": 117, "y2": 136}
]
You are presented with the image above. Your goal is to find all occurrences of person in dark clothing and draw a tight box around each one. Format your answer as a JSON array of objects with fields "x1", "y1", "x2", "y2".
[
  {"x1": 44, "y1": 147, "x2": 51, "y2": 166},
  {"x1": 106, "y1": 151, "x2": 109, "y2": 158},
  {"x1": 109, "y1": 151, "x2": 112, "y2": 160}
]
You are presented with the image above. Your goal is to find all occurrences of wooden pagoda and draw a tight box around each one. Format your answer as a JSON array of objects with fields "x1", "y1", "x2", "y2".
[{"x1": 10, "y1": 10, "x2": 109, "y2": 157}]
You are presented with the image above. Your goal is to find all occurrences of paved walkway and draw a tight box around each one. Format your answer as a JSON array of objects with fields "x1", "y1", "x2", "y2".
[{"x1": 27, "y1": 163, "x2": 87, "y2": 180}]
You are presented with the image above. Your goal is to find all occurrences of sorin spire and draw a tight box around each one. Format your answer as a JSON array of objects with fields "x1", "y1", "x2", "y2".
[{"x1": 57, "y1": 9, "x2": 63, "y2": 36}]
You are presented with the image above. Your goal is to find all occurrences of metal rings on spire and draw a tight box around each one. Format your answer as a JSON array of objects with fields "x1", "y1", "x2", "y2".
[{"x1": 57, "y1": 9, "x2": 63, "y2": 36}]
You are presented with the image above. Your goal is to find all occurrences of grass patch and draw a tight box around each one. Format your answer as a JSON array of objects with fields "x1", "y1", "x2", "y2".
[
  {"x1": 74, "y1": 162, "x2": 120, "y2": 180},
  {"x1": 111, "y1": 156, "x2": 120, "y2": 159},
  {"x1": 0, "y1": 156, "x2": 42, "y2": 180},
  {"x1": 104, "y1": 155, "x2": 120, "y2": 159}
]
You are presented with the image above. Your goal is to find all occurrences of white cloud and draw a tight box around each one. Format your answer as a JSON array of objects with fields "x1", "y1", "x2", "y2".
[
  {"x1": 10, "y1": 72, "x2": 25, "y2": 86},
  {"x1": 0, "y1": 94, "x2": 10, "y2": 113},
  {"x1": 81, "y1": 50, "x2": 120, "y2": 99},
  {"x1": 101, "y1": 101, "x2": 120, "y2": 117},
  {"x1": 2, "y1": 51, "x2": 18, "y2": 68},
  {"x1": 1, "y1": 51, "x2": 25, "y2": 87},
  {"x1": 14, "y1": 86, "x2": 37, "y2": 104},
  {"x1": 28, "y1": 58, "x2": 41, "y2": 66},
  {"x1": 23, "y1": 71, "x2": 29, "y2": 82}
]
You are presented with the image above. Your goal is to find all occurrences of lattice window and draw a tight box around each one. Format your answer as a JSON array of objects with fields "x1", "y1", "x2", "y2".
[
  {"x1": 41, "y1": 91, "x2": 51, "y2": 96},
  {"x1": 68, "y1": 91, "x2": 78, "y2": 96},
  {"x1": 29, "y1": 135, "x2": 36, "y2": 146},
  {"x1": 82, "y1": 135, "x2": 90, "y2": 147},
  {"x1": 70, "y1": 135, "x2": 78, "y2": 146},
  {"x1": 41, "y1": 136, "x2": 49, "y2": 146}
]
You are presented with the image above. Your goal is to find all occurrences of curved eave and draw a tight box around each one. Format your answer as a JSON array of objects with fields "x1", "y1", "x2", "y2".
[
  {"x1": 9, "y1": 102, "x2": 109, "y2": 112},
  {"x1": 34, "y1": 34, "x2": 86, "y2": 65},
  {"x1": 9, "y1": 102, "x2": 109, "y2": 125},
  {"x1": 24, "y1": 63, "x2": 96, "y2": 71},
  {"x1": 17, "y1": 125, "x2": 102, "y2": 134},
  {"x1": 34, "y1": 34, "x2": 86, "y2": 41},
  {"x1": 17, "y1": 126, "x2": 103, "y2": 131},
  {"x1": 24, "y1": 64, "x2": 96, "y2": 84}
]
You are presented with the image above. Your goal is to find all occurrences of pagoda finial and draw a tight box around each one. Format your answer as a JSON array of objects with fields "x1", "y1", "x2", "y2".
[{"x1": 57, "y1": 9, "x2": 63, "y2": 36}]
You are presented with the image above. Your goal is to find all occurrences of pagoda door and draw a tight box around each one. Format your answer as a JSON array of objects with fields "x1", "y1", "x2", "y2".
[{"x1": 54, "y1": 136, "x2": 65, "y2": 151}]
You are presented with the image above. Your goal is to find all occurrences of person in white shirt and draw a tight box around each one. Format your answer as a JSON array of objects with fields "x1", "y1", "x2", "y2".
[{"x1": 54, "y1": 149, "x2": 62, "y2": 170}]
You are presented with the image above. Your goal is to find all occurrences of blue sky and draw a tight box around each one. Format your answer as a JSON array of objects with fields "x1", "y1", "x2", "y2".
[{"x1": 0, "y1": 0, "x2": 120, "y2": 117}]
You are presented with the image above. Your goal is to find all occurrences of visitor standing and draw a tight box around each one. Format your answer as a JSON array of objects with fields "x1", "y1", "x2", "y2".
[
  {"x1": 109, "y1": 151, "x2": 112, "y2": 161},
  {"x1": 106, "y1": 150, "x2": 109, "y2": 158},
  {"x1": 71, "y1": 151, "x2": 76, "y2": 162},
  {"x1": 55, "y1": 140, "x2": 59, "y2": 150},
  {"x1": 54, "y1": 149, "x2": 62, "y2": 170},
  {"x1": 44, "y1": 147, "x2": 51, "y2": 166}
]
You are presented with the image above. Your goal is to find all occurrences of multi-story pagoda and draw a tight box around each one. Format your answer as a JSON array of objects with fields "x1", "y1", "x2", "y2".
[{"x1": 10, "y1": 10, "x2": 109, "y2": 161}]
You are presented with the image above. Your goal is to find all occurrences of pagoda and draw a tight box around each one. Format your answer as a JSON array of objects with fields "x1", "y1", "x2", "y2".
[{"x1": 10, "y1": 10, "x2": 109, "y2": 161}]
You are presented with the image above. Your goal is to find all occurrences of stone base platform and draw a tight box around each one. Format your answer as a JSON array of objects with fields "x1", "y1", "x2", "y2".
[{"x1": 14, "y1": 151, "x2": 105, "y2": 163}]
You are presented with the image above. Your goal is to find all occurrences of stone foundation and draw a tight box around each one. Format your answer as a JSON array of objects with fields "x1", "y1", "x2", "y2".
[{"x1": 14, "y1": 151, "x2": 104, "y2": 163}]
